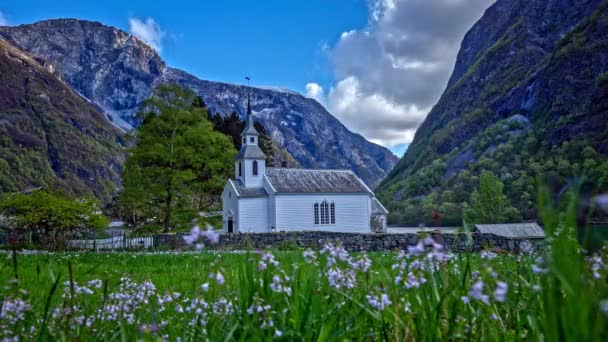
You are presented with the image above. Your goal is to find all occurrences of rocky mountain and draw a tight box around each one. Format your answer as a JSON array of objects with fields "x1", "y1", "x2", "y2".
[
  {"x1": 377, "y1": 0, "x2": 608, "y2": 225},
  {"x1": 0, "y1": 19, "x2": 397, "y2": 188},
  {"x1": 0, "y1": 37, "x2": 126, "y2": 202}
]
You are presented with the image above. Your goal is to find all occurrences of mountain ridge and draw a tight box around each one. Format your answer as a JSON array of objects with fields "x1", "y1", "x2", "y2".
[
  {"x1": 377, "y1": 0, "x2": 608, "y2": 225},
  {"x1": 0, "y1": 18, "x2": 397, "y2": 188}
]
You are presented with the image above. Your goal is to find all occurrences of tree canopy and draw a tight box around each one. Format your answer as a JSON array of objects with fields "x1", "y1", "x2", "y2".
[
  {"x1": 464, "y1": 171, "x2": 520, "y2": 224},
  {"x1": 0, "y1": 190, "x2": 108, "y2": 248},
  {"x1": 118, "y1": 84, "x2": 236, "y2": 232}
]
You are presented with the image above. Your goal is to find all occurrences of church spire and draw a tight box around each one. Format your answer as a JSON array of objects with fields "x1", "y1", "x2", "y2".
[{"x1": 241, "y1": 79, "x2": 259, "y2": 137}]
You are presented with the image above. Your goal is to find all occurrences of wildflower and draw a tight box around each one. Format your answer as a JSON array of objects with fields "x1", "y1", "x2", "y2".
[
  {"x1": 201, "y1": 228, "x2": 220, "y2": 244},
  {"x1": 494, "y1": 281, "x2": 508, "y2": 302},
  {"x1": 490, "y1": 313, "x2": 499, "y2": 321},
  {"x1": 183, "y1": 226, "x2": 201, "y2": 245},
  {"x1": 274, "y1": 330, "x2": 283, "y2": 337},
  {"x1": 601, "y1": 299, "x2": 608, "y2": 316},
  {"x1": 303, "y1": 249, "x2": 317, "y2": 263},
  {"x1": 468, "y1": 280, "x2": 490, "y2": 305},
  {"x1": 258, "y1": 260, "x2": 267, "y2": 271},
  {"x1": 593, "y1": 194, "x2": 608, "y2": 213},
  {"x1": 201, "y1": 283, "x2": 209, "y2": 292},
  {"x1": 270, "y1": 274, "x2": 292, "y2": 296},
  {"x1": 519, "y1": 240, "x2": 533, "y2": 254},
  {"x1": 480, "y1": 250, "x2": 497, "y2": 260},
  {"x1": 366, "y1": 293, "x2": 392, "y2": 311},
  {"x1": 407, "y1": 241, "x2": 425, "y2": 255},
  {"x1": 461, "y1": 296, "x2": 470, "y2": 304},
  {"x1": 215, "y1": 272, "x2": 225, "y2": 285}
]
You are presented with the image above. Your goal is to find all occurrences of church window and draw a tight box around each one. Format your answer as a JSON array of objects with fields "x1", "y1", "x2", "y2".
[
  {"x1": 250, "y1": 137, "x2": 255, "y2": 143},
  {"x1": 239, "y1": 162, "x2": 242, "y2": 177},
  {"x1": 253, "y1": 160, "x2": 258, "y2": 175},
  {"x1": 315, "y1": 201, "x2": 334, "y2": 225},
  {"x1": 243, "y1": 138, "x2": 246, "y2": 144}
]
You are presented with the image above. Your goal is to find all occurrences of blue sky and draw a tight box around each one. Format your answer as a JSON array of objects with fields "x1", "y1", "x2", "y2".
[{"x1": 0, "y1": 0, "x2": 494, "y2": 157}]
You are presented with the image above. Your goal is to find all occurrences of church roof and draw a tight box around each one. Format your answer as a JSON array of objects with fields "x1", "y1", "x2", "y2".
[
  {"x1": 235, "y1": 144, "x2": 267, "y2": 160},
  {"x1": 265, "y1": 168, "x2": 372, "y2": 194},
  {"x1": 372, "y1": 197, "x2": 389, "y2": 215},
  {"x1": 231, "y1": 179, "x2": 267, "y2": 198},
  {"x1": 474, "y1": 223, "x2": 545, "y2": 239}
]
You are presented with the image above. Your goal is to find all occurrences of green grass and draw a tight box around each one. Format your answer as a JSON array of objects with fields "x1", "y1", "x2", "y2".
[
  {"x1": 1, "y1": 192, "x2": 606, "y2": 340},
  {"x1": 1, "y1": 234, "x2": 606, "y2": 340}
]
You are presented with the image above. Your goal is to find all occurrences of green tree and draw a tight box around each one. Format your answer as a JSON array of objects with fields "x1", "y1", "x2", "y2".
[
  {"x1": 119, "y1": 84, "x2": 236, "y2": 232},
  {"x1": 0, "y1": 190, "x2": 108, "y2": 248},
  {"x1": 464, "y1": 171, "x2": 521, "y2": 224}
]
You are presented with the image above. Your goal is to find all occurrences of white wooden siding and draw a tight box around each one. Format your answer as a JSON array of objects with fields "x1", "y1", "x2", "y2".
[
  {"x1": 237, "y1": 159, "x2": 266, "y2": 188},
  {"x1": 222, "y1": 181, "x2": 239, "y2": 233},
  {"x1": 263, "y1": 179, "x2": 276, "y2": 229},
  {"x1": 274, "y1": 194, "x2": 371, "y2": 233},
  {"x1": 238, "y1": 197, "x2": 269, "y2": 233}
]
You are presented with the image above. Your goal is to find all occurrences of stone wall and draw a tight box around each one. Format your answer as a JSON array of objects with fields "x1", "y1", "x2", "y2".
[{"x1": 156, "y1": 231, "x2": 543, "y2": 252}]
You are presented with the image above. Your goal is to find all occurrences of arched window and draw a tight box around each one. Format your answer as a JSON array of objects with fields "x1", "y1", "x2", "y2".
[
  {"x1": 315, "y1": 201, "x2": 335, "y2": 225},
  {"x1": 238, "y1": 162, "x2": 242, "y2": 177},
  {"x1": 253, "y1": 160, "x2": 258, "y2": 175}
]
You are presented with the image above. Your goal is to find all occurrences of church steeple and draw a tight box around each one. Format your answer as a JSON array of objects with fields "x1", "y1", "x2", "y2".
[
  {"x1": 234, "y1": 81, "x2": 266, "y2": 188},
  {"x1": 241, "y1": 94, "x2": 259, "y2": 137}
]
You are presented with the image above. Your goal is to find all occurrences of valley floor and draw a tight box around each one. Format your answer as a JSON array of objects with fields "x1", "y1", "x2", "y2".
[{"x1": 1, "y1": 243, "x2": 606, "y2": 340}]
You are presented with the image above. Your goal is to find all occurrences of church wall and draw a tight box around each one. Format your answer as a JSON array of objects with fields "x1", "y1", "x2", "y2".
[
  {"x1": 238, "y1": 197, "x2": 269, "y2": 233},
  {"x1": 263, "y1": 179, "x2": 276, "y2": 229},
  {"x1": 274, "y1": 194, "x2": 371, "y2": 233},
  {"x1": 241, "y1": 159, "x2": 265, "y2": 188},
  {"x1": 222, "y1": 182, "x2": 239, "y2": 233}
]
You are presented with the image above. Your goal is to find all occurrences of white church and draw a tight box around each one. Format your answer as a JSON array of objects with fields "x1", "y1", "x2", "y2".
[{"x1": 221, "y1": 98, "x2": 389, "y2": 234}]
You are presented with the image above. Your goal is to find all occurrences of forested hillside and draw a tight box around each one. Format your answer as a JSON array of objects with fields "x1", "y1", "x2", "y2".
[
  {"x1": 378, "y1": 0, "x2": 608, "y2": 225},
  {"x1": 0, "y1": 38, "x2": 126, "y2": 202}
]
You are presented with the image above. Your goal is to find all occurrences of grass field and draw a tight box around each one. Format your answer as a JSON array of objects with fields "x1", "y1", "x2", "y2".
[{"x1": 1, "y1": 225, "x2": 607, "y2": 341}]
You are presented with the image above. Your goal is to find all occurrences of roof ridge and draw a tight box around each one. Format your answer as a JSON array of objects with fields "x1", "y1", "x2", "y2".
[{"x1": 267, "y1": 167, "x2": 354, "y2": 172}]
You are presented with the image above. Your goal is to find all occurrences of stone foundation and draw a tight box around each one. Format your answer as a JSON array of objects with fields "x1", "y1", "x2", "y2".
[{"x1": 156, "y1": 231, "x2": 543, "y2": 252}]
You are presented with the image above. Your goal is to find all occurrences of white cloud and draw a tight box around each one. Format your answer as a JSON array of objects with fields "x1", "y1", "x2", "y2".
[
  {"x1": 307, "y1": 78, "x2": 427, "y2": 147},
  {"x1": 0, "y1": 11, "x2": 9, "y2": 26},
  {"x1": 128, "y1": 17, "x2": 166, "y2": 52},
  {"x1": 308, "y1": 0, "x2": 494, "y2": 149}
]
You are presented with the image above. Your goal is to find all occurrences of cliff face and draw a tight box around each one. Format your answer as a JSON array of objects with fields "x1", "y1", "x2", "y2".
[
  {"x1": 0, "y1": 19, "x2": 397, "y2": 187},
  {"x1": 0, "y1": 38, "x2": 126, "y2": 201},
  {"x1": 377, "y1": 0, "x2": 608, "y2": 225}
]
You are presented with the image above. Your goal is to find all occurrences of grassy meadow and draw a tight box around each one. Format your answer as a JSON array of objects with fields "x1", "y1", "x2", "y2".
[{"x1": 1, "y1": 226, "x2": 607, "y2": 341}]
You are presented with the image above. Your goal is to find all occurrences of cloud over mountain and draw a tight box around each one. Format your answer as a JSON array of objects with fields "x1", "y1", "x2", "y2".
[
  {"x1": 0, "y1": 11, "x2": 9, "y2": 26},
  {"x1": 307, "y1": 0, "x2": 493, "y2": 148},
  {"x1": 128, "y1": 17, "x2": 165, "y2": 52}
]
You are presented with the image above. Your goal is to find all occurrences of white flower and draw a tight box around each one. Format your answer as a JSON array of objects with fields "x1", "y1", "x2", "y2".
[
  {"x1": 274, "y1": 330, "x2": 283, "y2": 337},
  {"x1": 494, "y1": 281, "x2": 508, "y2": 302}
]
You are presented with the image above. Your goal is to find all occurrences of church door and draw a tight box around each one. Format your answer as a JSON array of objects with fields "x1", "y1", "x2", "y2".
[{"x1": 228, "y1": 218, "x2": 234, "y2": 234}]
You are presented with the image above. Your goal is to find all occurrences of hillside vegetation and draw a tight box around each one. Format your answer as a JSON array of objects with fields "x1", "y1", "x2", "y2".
[
  {"x1": 378, "y1": 0, "x2": 608, "y2": 225},
  {"x1": 0, "y1": 38, "x2": 126, "y2": 202}
]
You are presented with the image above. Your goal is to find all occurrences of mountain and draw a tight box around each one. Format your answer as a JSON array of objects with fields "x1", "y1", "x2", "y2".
[
  {"x1": 377, "y1": 0, "x2": 608, "y2": 225},
  {"x1": 0, "y1": 38, "x2": 126, "y2": 202},
  {"x1": 0, "y1": 19, "x2": 397, "y2": 188}
]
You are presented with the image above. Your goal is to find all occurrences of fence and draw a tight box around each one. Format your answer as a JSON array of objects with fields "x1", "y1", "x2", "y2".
[{"x1": 68, "y1": 235, "x2": 154, "y2": 251}]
